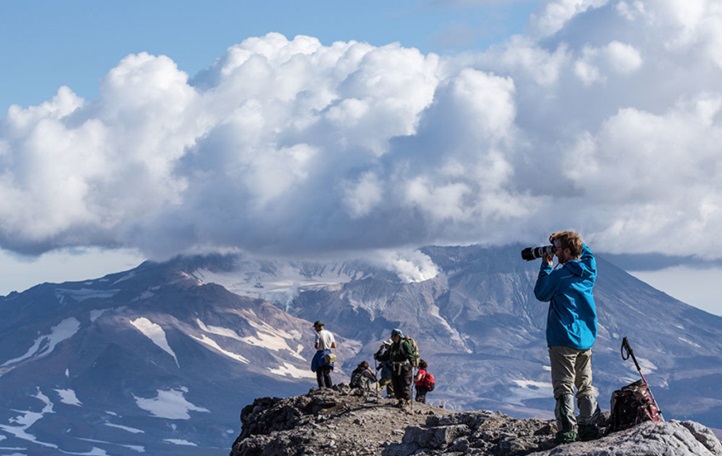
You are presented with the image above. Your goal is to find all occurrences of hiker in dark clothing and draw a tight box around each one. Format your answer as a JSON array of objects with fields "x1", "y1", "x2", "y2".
[
  {"x1": 376, "y1": 340, "x2": 395, "y2": 397},
  {"x1": 374, "y1": 328, "x2": 414, "y2": 408},
  {"x1": 350, "y1": 361, "x2": 377, "y2": 390}
]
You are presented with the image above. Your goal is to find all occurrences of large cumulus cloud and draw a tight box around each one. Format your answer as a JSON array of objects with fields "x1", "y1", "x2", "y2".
[{"x1": 2, "y1": 0, "x2": 722, "y2": 264}]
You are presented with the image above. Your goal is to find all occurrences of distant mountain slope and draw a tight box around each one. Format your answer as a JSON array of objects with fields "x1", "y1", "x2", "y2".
[
  {"x1": 0, "y1": 244, "x2": 720, "y2": 454},
  {"x1": 0, "y1": 259, "x2": 357, "y2": 455}
]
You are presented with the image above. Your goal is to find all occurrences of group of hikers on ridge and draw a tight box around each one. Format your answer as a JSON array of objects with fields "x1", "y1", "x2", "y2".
[
  {"x1": 311, "y1": 322, "x2": 435, "y2": 408},
  {"x1": 310, "y1": 231, "x2": 601, "y2": 444},
  {"x1": 372, "y1": 328, "x2": 435, "y2": 408}
]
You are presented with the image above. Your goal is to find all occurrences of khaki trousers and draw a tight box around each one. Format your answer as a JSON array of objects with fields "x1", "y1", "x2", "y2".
[
  {"x1": 549, "y1": 345, "x2": 599, "y2": 428},
  {"x1": 549, "y1": 346, "x2": 595, "y2": 398}
]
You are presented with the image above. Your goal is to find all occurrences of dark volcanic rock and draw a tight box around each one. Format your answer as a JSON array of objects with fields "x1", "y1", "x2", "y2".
[{"x1": 229, "y1": 387, "x2": 722, "y2": 456}]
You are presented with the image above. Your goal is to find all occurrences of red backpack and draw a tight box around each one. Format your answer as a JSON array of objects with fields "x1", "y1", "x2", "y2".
[
  {"x1": 609, "y1": 379, "x2": 662, "y2": 431},
  {"x1": 610, "y1": 338, "x2": 664, "y2": 432},
  {"x1": 423, "y1": 371, "x2": 435, "y2": 391}
]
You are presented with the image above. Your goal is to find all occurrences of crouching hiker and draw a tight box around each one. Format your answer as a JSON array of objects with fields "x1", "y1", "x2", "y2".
[
  {"x1": 350, "y1": 361, "x2": 377, "y2": 391},
  {"x1": 374, "y1": 329, "x2": 414, "y2": 409}
]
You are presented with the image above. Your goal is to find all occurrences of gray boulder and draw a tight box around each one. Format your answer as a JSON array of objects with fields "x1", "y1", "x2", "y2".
[{"x1": 527, "y1": 420, "x2": 722, "y2": 456}]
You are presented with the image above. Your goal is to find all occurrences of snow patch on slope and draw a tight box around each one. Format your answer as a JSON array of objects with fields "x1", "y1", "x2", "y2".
[
  {"x1": 105, "y1": 422, "x2": 144, "y2": 434},
  {"x1": 1, "y1": 318, "x2": 80, "y2": 368},
  {"x1": 508, "y1": 379, "x2": 553, "y2": 406},
  {"x1": 190, "y1": 334, "x2": 249, "y2": 364},
  {"x1": 192, "y1": 260, "x2": 365, "y2": 304},
  {"x1": 55, "y1": 388, "x2": 82, "y2": 406},
  {"x1": 55, "y1": 288, "x2": 120, "y2": 303},
  {"x1": 164, "y1": 438, "x2": 197, "y2": 446},
  {"x1": 90, "y1": 308, "x2": 109, "y2": 322},
  {"x1": 196, "y1": 318, "x2": 305, "y2": 360},
  {"x1": 268, "y1": 362, "x2": 316, "y2": 379},
  {"x1": 133, "y1": 387, "x2": 209, "y2": 419},
  {"x1": 0, "y1": 389, "x2": 58, "y2": 449},
  {"x1": 130, "y1": 317, "x2": 180, "y2": 367}
]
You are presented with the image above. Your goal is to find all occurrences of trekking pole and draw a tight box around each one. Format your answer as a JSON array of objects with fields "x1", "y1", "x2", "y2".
[
  {"x1": 410, "y1": 366, "x2": 415, "y2": 413},
  {"x1": 374, "y1": 361, "x2": 379, "y2": 396},
  {"x1": 621, "y1": 337, "x2": 647, "y2": 383},
  {"x1": 621, "y1": 337, "x2": 664, "y2": 421},
  {"x1": 372, "y1": 360, "x2": 379, "y2": 402}
]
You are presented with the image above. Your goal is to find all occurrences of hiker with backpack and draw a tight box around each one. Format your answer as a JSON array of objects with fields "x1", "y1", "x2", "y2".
[
  {"x1": 533, "y1": 231, "x2": 601, "y2": 444},
  {"x1": 376, "y1": 340, "x2": 395, "y2": 397},
  {"x1": 349, "y1": 361, "x2": 377, "y2": 391},
  {"x1": 310, "y1": 320, "x2": 337, "y2": 388},
  {"x1": 414, "y1": 359, "x2": 435, "y2": 404},
  {"x1": 373, "y1": 328, "x2": 418, "y2": 409}
]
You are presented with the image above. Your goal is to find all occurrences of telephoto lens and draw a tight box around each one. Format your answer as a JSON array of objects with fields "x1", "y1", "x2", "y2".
[{"x1": 521, "y1": 245, "x2": 555, "y2": 261}]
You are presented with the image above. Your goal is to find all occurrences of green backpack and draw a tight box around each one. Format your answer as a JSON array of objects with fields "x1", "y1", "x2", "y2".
[{"x1": 403, "y1": 337, "x2": 420, "y2": 367}]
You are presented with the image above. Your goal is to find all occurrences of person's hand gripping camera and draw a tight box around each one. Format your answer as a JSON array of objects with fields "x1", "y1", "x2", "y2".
[{"x1": 542, "y1": 232, "x2": 560, "y2": 266}]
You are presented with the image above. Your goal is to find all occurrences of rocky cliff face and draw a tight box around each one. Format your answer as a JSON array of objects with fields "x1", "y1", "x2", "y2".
[{"x1": 229, "y1": 385, "x2": 722, "y2": 456}]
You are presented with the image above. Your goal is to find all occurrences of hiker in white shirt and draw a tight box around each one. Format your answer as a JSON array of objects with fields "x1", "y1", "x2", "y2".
[{"x1": 311, "y1": 320, "x2": 336, "y2": 387}]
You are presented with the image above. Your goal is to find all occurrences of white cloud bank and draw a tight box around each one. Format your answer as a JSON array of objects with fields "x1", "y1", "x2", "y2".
[{"x1": 2, "y1": 0, "x2": 722, "y2": 263}]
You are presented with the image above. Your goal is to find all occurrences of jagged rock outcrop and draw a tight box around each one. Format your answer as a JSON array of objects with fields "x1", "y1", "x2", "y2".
[{"x1": 229, "y1": 386, "x2": 722, "y2": 456}]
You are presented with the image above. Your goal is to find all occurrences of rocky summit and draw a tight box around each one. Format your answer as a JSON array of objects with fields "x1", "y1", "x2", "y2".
[{"x1": 229, "y1": 385, "x2": 722, "y2": 456}]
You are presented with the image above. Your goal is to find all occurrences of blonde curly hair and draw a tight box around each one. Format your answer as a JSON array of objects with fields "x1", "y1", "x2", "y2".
[{"x1": 551, "y1": 231, "x2": 583, "y2": 258}]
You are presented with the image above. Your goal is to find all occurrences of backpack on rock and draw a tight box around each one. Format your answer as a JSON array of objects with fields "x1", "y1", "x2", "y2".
[
  {"x1": 350, "y1": 370, "x2": 364, "y2": 389},
  {"x1": 609, "y1": 379, "x2": 662, "y2": 431},
  {"x1": 609, "y1": 337, "x2": 663, "y2": 432}
]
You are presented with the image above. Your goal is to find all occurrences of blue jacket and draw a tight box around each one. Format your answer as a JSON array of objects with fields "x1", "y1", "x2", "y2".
[
  {"x1": 534, "y1": 243, "x2": 597, "y2": 350},
  {"x1": 311, "y1": 349, "x2": 334, "y2": 372}
]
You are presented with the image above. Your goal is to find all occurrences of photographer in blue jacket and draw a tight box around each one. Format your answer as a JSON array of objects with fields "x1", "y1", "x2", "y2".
[{"x1": 534, "y1": 231, "x2": 601, "y2": 444}]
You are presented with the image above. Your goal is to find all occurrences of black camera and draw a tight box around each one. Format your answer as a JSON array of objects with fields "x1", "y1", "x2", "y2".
[{"x1": 521, "y1": 245, "x2": 555, "y2": 261}]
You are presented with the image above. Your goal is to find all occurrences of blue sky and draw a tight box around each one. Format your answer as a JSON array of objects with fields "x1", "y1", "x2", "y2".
[
  {"x1": 0, "y1": 0, "x2": 537, "y2": 113},
  {"x1": 1, "y1": 0, "x2": 722, "y2": 316}
]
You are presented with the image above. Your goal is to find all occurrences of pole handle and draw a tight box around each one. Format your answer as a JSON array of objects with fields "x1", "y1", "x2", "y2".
[
  {"x1": 621, "y1": 337, "x2": 645, "y2": 380},
  {"x1": 621, "y1": 336, "x2": 632, "y2": 360}
]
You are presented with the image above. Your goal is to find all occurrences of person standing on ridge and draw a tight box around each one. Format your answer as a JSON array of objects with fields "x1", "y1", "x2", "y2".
[
  {"x1": 534, "y1": 231, "x2": 601, "y2": 444},
  {"x1": 376, "y1": 340, "x2": 395, "y2": 397},
  {"x1": 311, "y1": 321, "x2": 336, "y2": 388},
  {"x1": 374, "y1": 329, "x2": 414, "y2": 409}
]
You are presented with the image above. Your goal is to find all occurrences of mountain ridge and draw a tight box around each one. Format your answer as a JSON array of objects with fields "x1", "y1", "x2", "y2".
[{"x1": 0, "y1": 244, "x2": 720, "y2": 454}]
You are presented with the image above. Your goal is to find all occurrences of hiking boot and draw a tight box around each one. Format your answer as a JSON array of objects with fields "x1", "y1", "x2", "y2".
[
  {"x1": 554, "y1": 431, "x2": 577, "y2": 444},
  {"x1": 578, "y1": 424, "x2": 599, "y2": 441}
]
